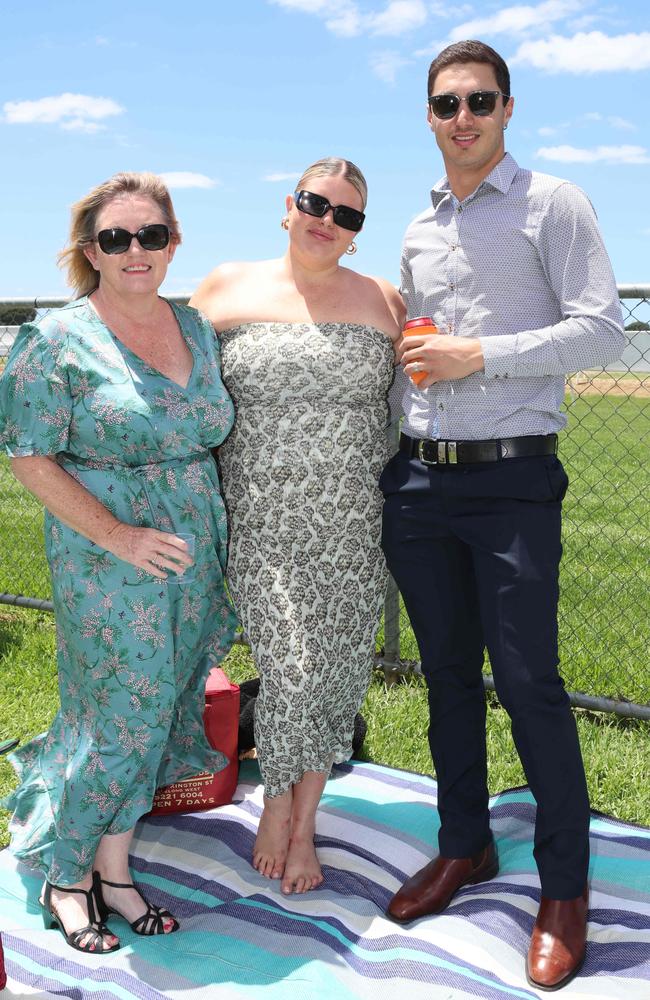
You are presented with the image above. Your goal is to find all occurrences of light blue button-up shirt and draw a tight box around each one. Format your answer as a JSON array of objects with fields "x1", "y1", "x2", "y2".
[{"x1": 393, "y1": 153, "x2": 625, "y2": 441}]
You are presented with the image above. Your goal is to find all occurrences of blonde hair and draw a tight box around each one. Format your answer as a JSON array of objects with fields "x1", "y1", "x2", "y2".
[
  {"x1": 296, "y1": 157, "x2": 368, "y2": 210},
  {"x1": 58, "y1": 172, "x2": 182, "y2": 298}
]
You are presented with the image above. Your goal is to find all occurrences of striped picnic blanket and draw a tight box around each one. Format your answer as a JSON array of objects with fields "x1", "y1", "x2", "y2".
[{"x1": 1, "y1": 758, "x2": 649, "y2": 998}]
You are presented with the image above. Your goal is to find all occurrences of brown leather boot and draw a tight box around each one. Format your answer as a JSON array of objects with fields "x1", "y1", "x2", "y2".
[
  {"x1": 386, "y1": 841, "x2": 498, "y2": 923},
  {"x1": 526, "y1": 885, "x2": 589, "y2": 991}
]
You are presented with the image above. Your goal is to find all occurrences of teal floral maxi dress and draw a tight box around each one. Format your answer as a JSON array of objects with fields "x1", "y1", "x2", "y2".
[{"x1": 0, "y1": 298, "x2": 237, "y2": 885}]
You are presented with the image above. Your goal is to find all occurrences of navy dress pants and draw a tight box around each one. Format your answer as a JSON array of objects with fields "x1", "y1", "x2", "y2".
[{"x1": 380, "y1": 450, "x2": 590, "y2": 899}]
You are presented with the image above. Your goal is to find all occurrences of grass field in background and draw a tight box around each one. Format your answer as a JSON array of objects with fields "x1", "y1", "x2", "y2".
[
  {"x1": 378, "y1": 394, "x2": 650, "y2": 704},
  {"x1": 1, "y1": 392, "x2": 649, "y2": 847},
  {"x1": 1, "y1": 609, "x2": 649, "y2": 854},
  {"x1": 3, "y1": 395, "x2": 647, "y2": 706}
]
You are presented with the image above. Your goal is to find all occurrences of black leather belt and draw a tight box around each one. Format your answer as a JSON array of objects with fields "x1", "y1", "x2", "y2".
[{"x1": 400, "y1": 433, "x2": 558, "y2": 465}]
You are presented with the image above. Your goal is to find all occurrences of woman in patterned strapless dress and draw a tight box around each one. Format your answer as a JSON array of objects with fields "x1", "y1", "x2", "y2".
[{"x1": 192, "y1": 158, "x2": 404, "y2": 894}]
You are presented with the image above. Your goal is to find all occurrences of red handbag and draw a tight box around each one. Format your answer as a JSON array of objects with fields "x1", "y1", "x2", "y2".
[{"x1": 149, "y1": 668, "x2": 240, "y2": 815}]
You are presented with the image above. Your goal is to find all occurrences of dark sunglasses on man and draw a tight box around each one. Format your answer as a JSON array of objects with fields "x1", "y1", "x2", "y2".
[
  {"x1": 293, "y1": 190, "x2": 365, "y2": 233},
  {"x1": 95, "y1": 223, "x2": 171, "y2": 255},
  {"x1": 428, "y1": 90, "x2": 509, "y2": 120}
]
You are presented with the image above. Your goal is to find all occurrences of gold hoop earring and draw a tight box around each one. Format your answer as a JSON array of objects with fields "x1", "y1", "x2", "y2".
[
  {"x1": 281, "y1": 217, "x2": 289, "y2": 230},
  {"x1": 346, "y1": 242, "x2": 357, "y2": 255}
]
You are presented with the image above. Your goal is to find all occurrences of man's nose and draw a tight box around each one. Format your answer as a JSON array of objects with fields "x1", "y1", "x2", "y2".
[{"x1": 455, "y1": 99, "x2": 476, "y2": 123}]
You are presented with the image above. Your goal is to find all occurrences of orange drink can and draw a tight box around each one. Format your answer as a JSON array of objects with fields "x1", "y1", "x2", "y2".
[{"x1": 403, "y1": 316, "x2": 438, "y2": 385}]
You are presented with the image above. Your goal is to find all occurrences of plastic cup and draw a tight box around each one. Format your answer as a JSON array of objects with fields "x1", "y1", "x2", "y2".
[{"x1": 166, "y1": 532, "x2": 195, "y2": 584}]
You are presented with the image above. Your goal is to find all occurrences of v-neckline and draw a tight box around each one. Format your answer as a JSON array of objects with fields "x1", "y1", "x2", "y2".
[{"x1": 86, "y1": 296, "x2": 196, "y2": 391}]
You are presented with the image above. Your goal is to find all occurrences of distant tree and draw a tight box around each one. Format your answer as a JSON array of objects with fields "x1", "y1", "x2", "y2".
[
  {"x1": 625, "y1": 320, "x2": 650, "y2": 331},
  {"x1": 0, "y1": 305, "x2": 37, "y2": 325}
]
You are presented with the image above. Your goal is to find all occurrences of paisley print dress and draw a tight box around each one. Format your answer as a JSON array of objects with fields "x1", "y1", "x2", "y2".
[
  {"x1": 0, "y1": 298, "x2": 236, "y2": 884},
  {"x1": 218, "y1": 322, "x2": 394, "y2": 797}
]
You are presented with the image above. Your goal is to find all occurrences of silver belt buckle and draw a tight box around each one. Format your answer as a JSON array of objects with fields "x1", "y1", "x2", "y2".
[
  {"x1": 448, "y1": 441, "x2": 458, "y2": 464},
  {"x1": 418, "y1": 440, "x2": 437, "y2": 465}
]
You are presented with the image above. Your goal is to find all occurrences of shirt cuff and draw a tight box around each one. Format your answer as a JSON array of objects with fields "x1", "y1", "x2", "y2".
[{"x1": 480, "y1": 335, "x2": 517, "y2": 379}]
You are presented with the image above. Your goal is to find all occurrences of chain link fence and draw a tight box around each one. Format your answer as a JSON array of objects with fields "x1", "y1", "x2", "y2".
[{"x1": 1, "y1": 290, "x2": 649, "y2": 717}]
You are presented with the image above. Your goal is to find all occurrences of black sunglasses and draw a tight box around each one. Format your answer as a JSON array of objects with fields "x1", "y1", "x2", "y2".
[
  {"x1": 95, "y1": 223, "x2": 171, "y2": 255},
  {"x1": 294, "y1": 190, "x2": 365, "y2": 233},
  {"x1": 428, "y1": 90, "x2": 509, "y2": 120}
]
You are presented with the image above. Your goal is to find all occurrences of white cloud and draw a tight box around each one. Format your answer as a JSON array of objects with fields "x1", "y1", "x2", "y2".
[
  {"x1": 326, "y1": 5, "x2": 363, "y2": 36},
  {"x1": 540, "y1": 113, "x2": 636, "y2": 136},
  {"x1": 428, "y1": 1, "x2": 472, "y2": 18},
  {"x1": 159, "y1": 172, "x2": 220, "y2": 189},
  {"x1": 270, "y1": 0, "x2": 361, "y2": 36},
  {"x1": 449, "y1": 0, "x2": 581, "y2": 42},
  {"x1": 3, "y1": 93, "x2": 124, "y2": 131},
  {"x1": 263, "y1": 172, "x2": 301, "y2": 182},
  {"x1": 511, "y1": 32, "x2": 650, "y2": 73},
  {"x1": 607, "y1": 116, "x2": 635, "y2": 131},
  {"x1": 413, "y1": 37, "x2": 453, "y2": 59},
  {"x1": 581, "y1": 112, "x2": 634, "y2": 130},
  {"x1": 269, "y1": 0, "x2": 428, "y2": 38},
  {"x1": 536, "y1": 144, "x2": 650, "y2": 164},
  {"x1": 370, "y1": 49, "x2": 411, "y2": 82},
  {"x1": 567, "y1": 14, "x2": 599, "y2": 30},
  {"x1": 369, "y1": 1, "x2": 427, "y2": 37},
  {"x1": 269, "y1": 0, "x2": 328, "y2": 10},
  {"x1": 62, "y1": 119, "x2": 106, "y2": 134}
]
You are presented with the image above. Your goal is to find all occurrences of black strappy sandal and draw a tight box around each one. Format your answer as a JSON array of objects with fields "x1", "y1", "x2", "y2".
[
  {"x1": 92, "y1": 871, "x2": 180, "y2": 935},
  {"x1": 41, "y1": 881, "x2": 120, "y2": 953}
]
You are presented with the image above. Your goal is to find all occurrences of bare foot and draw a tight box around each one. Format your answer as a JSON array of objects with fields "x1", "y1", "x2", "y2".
[
  {"x1": 281, "y1": 832, "x2": 324, "y2": 895},
  {"x1": 253, "y1": 791, "x2": 292, "y2": 878}
]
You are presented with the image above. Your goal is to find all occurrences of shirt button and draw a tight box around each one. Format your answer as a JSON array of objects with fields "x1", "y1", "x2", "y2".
[
  {"x1": 450, "y1": 244, "x2": 457, "y2": 251},
  {"x1": 449, "y1": 283, "x2": 455, "y2": 290},
  {"x1": 457, "y1": 206, "x2": 463, "y2": 213},
  {"x1": 438, "y1": 403, "x2": 444, "y2": 410}
]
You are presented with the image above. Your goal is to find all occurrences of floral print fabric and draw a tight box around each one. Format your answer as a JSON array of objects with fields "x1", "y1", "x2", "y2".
[
  {"x1": 0, "y1": 298, "x2": 236, "y2": 884},
  {"x1": 218, "y1": 322, "x2": 394, "y2": 797}
]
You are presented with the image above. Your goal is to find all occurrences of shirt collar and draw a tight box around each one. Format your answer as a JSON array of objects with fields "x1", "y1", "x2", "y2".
[{"x1": 430, "y1": 152, "x2": 519, "y2": 207}]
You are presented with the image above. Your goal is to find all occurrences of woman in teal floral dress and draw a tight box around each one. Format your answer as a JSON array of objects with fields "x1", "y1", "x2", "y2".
[{"x1": 0, "y1": 173, "x2": 236, "y2": 952}]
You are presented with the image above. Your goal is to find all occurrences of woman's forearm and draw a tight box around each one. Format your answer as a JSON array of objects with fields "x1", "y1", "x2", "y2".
[
  {"x1": 10, "y1": 455, "x2": 193, "y2": 578},
  {"x1": 10, "y1": 455, "x2": 122, "y2": 548}
]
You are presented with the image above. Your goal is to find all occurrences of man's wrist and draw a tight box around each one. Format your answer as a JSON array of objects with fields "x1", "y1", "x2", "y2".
[{"x1": 468, "y1": 338, "x2": 485, "y2": 374}]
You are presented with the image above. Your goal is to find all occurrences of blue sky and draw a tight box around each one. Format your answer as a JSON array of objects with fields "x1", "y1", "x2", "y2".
[{"x1": 1, "y1": 0, "x2": 649, "y2": 297}]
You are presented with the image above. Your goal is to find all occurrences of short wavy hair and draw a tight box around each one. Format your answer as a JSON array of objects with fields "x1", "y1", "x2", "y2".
[{"x1": 58, "y1": 172, "x2": 181, "y2": 298}]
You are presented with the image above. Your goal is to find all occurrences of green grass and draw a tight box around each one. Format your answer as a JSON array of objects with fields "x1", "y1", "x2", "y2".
[
  {"x1": 0, "y1": 457, "x2": 48, "y2": 599},
  {"x1": 383, "y1": 395, "x2": 650, "y2": 705},
  {"x1": 2, "y1": 608, "x2": 649, "y2": 853},
  {"x1": 558, "y1": 396, "x2": 649, "y2": 702},
  {"x1": 1, "y1": 393, "x2": 648, "y2": 847},
  {"x1": 2, "y1": 394, "x2": 647, "y2": 704}
]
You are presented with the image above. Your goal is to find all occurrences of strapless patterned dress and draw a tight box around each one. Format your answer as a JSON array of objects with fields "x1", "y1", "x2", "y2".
[{"x1": 218, "y1": 322, "x2": 394, "y2": 796}]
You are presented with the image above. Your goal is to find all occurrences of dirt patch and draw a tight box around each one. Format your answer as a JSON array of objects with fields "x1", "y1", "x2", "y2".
[{"x1": 567, "y1": 376, "x2": 650, "y2": 397}]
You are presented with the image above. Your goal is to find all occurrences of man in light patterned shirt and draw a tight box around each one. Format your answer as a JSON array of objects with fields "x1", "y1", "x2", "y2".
[{"x1": 381, "y1": 40, "x2": 624, "y2": 991}]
